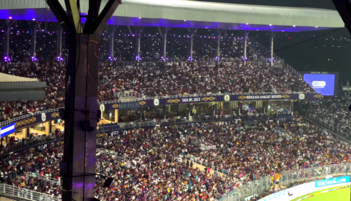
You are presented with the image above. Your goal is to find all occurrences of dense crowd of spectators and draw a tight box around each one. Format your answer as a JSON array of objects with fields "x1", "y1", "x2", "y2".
[
  {"x1": 299, "y1": 92, "x2": 351, "y2": 136},
  {"x1": 103, "y1": 62, "x2": 313, "y2": 98},
  {"x1": 0, "y1": 22, "x2": 330, "y2": 201},
  {"x1": 1, "y1": 115, "x2": 350, "y2": 200},
  {"x1": 0, "y1": 22, "x2": 316, "y2": 122}
]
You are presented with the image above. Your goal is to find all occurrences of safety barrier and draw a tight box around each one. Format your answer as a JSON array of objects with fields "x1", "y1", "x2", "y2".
[{"x1": 0, "y1": 183, "x2": 60, "y2": 201}]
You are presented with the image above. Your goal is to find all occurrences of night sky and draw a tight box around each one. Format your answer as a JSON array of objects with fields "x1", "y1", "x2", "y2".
[{"x1": 195, "y1": 0, "x2": 351, "y2": 86}]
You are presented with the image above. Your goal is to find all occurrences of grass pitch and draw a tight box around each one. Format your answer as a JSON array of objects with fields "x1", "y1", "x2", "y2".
[{"x1": 291, "y1": 185, "x2": 350, "y2": 201}]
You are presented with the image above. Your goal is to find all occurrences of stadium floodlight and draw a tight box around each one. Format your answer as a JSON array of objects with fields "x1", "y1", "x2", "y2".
[
  {"x1": 31, "y1": 56, "x2": 38, "y2": 61},
  {"x1": 108, "y1": 56, "x2": 117, "y2": 61},
  {"x1": 135, "y1": 55, "x2": 142, "y2": 61},
  {"x1": 268, "y1": 58, "x2": 276, "y2": 62},
  {"x1": 3, "y1": 56, "x2": 11, "y2": 62},
  {"x1": 241, "y1": 56, "x2": 249, "y2": 61}
]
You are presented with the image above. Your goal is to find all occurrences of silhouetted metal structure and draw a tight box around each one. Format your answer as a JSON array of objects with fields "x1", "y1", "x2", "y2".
[
  {"x1": 333, "y1": 0, "x2": 351, "y2": 35},
  {"x1": 45, "y1": 0, "x2": 122, "y2": 200}
]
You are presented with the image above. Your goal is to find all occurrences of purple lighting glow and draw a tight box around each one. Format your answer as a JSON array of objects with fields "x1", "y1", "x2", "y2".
[
  {"x1": 4, "y1": 56, "x2": 11, "y2": 62},
  {"x1": 57, "y1": 56, "x2": 63, "y2": 61},
  {"x1": 241, "y1": 56, "x2": 249, "y2": 61},
  {"x1": 108, "y1": 56, "x2": 117, "y2": 61},
  {"x1": 31, "y1": 56, "x2": 38, "y2": 61},
  {"x1": 215, "y1": 57, "x2": 219, "y2": 61},
  {"x1": 8, "y1": 16, "x2": 12, "y2": 19},
  {"x1": 268, "y1": 58, "x2": 276, "y2": 62},
  {"x1": 135, "y1": 55, "x2": 142, "y2": 61}
]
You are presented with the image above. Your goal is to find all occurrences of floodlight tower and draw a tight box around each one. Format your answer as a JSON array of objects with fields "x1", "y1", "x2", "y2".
[{"x1": 45, "y1": 0, "x2": 122, "y2": 201}]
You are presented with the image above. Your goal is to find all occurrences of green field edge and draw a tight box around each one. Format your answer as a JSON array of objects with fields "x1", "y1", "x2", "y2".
[{"x1": 291, "y1": 184, "x2": 351, "y2": 201}]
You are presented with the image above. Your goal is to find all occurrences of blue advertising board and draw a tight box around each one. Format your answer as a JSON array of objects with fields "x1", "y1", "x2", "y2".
[
  {"x1": 303, "y1": 74, "x2": 336, "y2": 96},
  {"x1": 0, "y1": 122, "x2": 16, "y2": 138},
  {"x1": 315, "y1": 176, "x2": 350, "y2": 188}
]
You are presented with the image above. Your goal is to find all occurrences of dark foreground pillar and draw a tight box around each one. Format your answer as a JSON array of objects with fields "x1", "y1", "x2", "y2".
[
  {"x1": 46, "y1": 0, "x2": 122, "y2": 200},
  {"x1": 61, "y1": 33, "x2": 100, "y2": 201}
]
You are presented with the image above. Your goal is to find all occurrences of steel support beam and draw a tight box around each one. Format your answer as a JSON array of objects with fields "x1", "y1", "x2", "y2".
[
  {"x1": 270, "y1": 32, "x2": 275, "y2": 67},
  {"x1": 243, "y1": 31, "x2": 249, "y2": 64},
  {"x1": 57, "y1": 25, "x2": 63, "y2": 57},
  {"x1": 1, "y1": 20, "x2": 15, "y2": 60},
  {"x1": 31, "y1": 23, "x2": 38, "y2": 57},
  {"x1": 188, "y1": 28, "x2": 197, "y2": 61},
  {"x1": 45, "y1": 1, "x2": 122, "y2": 201},
  {"x1": 130, "y1": 26, "x2": 144, "y2": 60},
  {"x1": 158, "y1": 27, "x2": 170, "y2": 59},
  {"x1": 216, "y1": 29, "x2": 223, "y2": 59},
  {"x1": 64, "y1": 0, "x2": 83, "y2": 33},
  {"x1": 332, "y1": 0, "x2": 351, "y2": 35},
  {"x1": 108, "y1": 25, "x2": 118, "y2": 58}
]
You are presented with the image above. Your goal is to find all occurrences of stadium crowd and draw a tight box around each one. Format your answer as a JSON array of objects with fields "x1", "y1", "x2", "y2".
[
  {"x1": 0, "y1": 23, "x2": 315, "y2": 122},
  {"x1": 0, "y1": 22, "x2": 338, "y2": 201},
  {"x1": 299, "y1": 92, "x2": 351, "y2": 136},
  {"x1": 1, "y1": 114, "x2": 350, "y2": 200}
]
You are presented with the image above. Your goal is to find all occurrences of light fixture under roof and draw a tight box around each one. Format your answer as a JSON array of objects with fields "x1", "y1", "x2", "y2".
[
  {"x1": 138, "y1": 17, "x2": 142, "y2": 19},
  {"x1": 32, "y1": 18, "x2": 35, "y2": 21},
  {"x1": 269, "y1": 24, "x2": 272, "y2": 26},
  {"x1": 184, "y1": 20, "x2": 187, "y2": 21},
  {"x1": 315, "y1": 26, "x2": 318, "y2": 28},
  {"x1": 246, "y1": 23, "x2": 249, "y2": 25},
  {"x1": 293, "y1": 25, "x2": 296, "y2": 27}
]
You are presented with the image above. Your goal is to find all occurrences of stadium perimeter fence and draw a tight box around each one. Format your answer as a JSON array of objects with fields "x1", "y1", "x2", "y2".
[{"x1": 0, "y1": 162, "x2": 350, "y2": 201}]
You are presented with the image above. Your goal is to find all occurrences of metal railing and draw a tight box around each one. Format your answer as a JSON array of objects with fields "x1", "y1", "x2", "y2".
[
  {"x1": 25, "y1": 172, "x2": 61, "y2": 186},
  {"x1": 299, "y1": 110, "x2": 351, "y2": 142},
  {"x1": 218, "y1": 163, "x2": 351, "y2": 201},
  {"x1": 0, "y1": 183, "x2": 60, "y2": 201}
]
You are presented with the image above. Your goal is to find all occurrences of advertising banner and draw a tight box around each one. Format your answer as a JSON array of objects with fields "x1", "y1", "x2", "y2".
[
  {"x1": 105, "y1": 93, "x2": 322, "y2": 109},
  {"x1": 315, "y1": 176, "x2": 350, "y2": 188},
  {"x1": 14, "y1": 111, "x2": 61, "y2": 131},
  {"x1": 260, "y1": 180, "x2": 351, "y2": 201}
]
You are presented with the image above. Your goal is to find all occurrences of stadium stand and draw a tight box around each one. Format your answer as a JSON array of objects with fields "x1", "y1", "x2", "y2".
[
  {"x1": 1, "y1": 112, "x2": 351, "y2": 200},
  {"x1": 0, "y1": 21, "x2": 347, "y2": 201},
  {"x1": 0, "y1": 24, "x2": 314, "y2": 122},
  {"x1": 299, "y1": 92, "x2": 351, "y2": 138}
]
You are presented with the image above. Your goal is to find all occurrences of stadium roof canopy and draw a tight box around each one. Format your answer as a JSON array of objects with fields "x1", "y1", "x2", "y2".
[
  {"x1": 0, "y1": 0, "x2": 344, "y2": 32},
  {"x1": 0, "y1": 73, "x2": 46, "y2": 102},
  {"x1": 0, "y1": 73, "x2": 39, "y2": 83}
]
